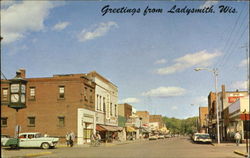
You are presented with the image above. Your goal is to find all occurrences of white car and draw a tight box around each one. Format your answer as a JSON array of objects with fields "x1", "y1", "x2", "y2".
[
  {"x1": 3, "y1": 132, "x2": 59, "y2": 149},
  {"x1": 149, "y1": 135, "x2": 158, "y2": 140},
  {"x1": 193, "y1": 133, "x2": 212, "y2": 143},
  {"x1": 18, "y1": 132, "x2": 59, "y2": 149},
  {"x1": 158, "y1": 135, "x2": 165, "y2": 139}
]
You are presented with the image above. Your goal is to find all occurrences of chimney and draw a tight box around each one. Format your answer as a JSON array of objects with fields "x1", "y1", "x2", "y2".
[
  {"x1": 19, "y1": 68, "x2": 26, "y2": 78},
  {"x1": 222, "y1": 84, "x2": 226, "y2": 99}
]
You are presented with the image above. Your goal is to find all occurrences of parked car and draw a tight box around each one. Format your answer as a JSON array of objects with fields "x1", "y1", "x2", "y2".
[
  {"x1": 3, "y1": 132, "x2": 59, "y2": 149},
  {"x1": 149, "y1": 135, "x2": 158, "y2": 140},
  {"x1": 1, "y1": 134, "x2": 10, "y2": 146},
  {"x1": 158, "y1": 134, "x2": 165, "y2": 139},
  {"x1": 192, "y1": 133, "x2": 212, "y2": 143},
  {"x1": 195, "y1": 133, "x2": 212, "y2": 143},
  {"x1": 164, "y1": 134, "x2": 171, "y2": 138},
  {"x1": 192, "y1": 133, "x2": 203, "y2": 142}
]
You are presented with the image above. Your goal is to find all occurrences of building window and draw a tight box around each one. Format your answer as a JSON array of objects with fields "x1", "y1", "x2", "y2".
[
  {"x1": 84, "y1": 87, "x2": 88, "y2": 101},
  {"x1": 90, "y1": 89, "x2": 93, "y2": 103},
  {"x1": 110, "y1": 103, "x2": 112, "y2": 116},
  {"x1": 28, "y1": 117, "x2": 35, "y2": 127},
  {"x1": 59, "y1": 86, "x2": 65, "y2": 99},
  {"x1": 115, "y1": 104, "x2": 117, "y2": 116},
  {"x1": 99, "y1": 96, "x2": 102, "y2": 111},
  {"x1": 30, "y1": 87, "x2": 36, "y2": 100},
  {"x1": 2, "y1": 88, "x2": 8, "y2": 101},
  {"x1": 1, "y1": 117, "x2": 8, "y2": 127},
  {"x1": 103, "y1": 97, "x2": 106, "y2": 112},
  {"x1": 58, "y1": 116, "x2": 65, "y2": 127},
  {"x1": 96, "y1": 94, "x2": 99, "y2": 110}
]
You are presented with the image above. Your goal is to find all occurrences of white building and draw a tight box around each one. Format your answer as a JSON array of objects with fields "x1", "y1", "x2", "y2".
[{"x1": 87, "y1": 72, "x2": 119, "y2": 133}]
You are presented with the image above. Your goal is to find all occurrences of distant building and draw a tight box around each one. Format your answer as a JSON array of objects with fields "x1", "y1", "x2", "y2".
[
  {"x1": 198, "y1": 107, "x2": 208, "y2": 133},
  {"x1": 136, "y1": 111, "x2": 150, "y2": 127},
  {"x1": 149, "y1": 115, "x2": 164, "y2": 129}
]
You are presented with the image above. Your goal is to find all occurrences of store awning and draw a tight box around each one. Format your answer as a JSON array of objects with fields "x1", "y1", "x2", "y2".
[
  {"x1": 100, "y1": 125, "x2": 118, "y2": 132},
  {"x1": 96, "y1": 125, "x2": 107, "y2": 131},
  {"x1": 126, "y1": 126, "x2": 136, "y2": 132},
  {"x1": 142, "y1": 127, "x2": 150, "y2": 133}
]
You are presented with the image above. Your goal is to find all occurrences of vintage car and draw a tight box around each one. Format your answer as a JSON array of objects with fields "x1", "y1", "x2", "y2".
[
  {"x1": 1, "y1": 134, "x2": 10, "y2": 146},
  {"x1": 3, "y1": 132, "x2": 59, "y2": 149},
  {"x1": 192, "y1": 133, "x2": 212, "y2": 143},
  {"x1": 149, "y1": 134, "x2": 158, "y2": 140}
]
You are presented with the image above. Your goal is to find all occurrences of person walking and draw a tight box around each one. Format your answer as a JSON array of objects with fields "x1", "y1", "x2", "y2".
[
  {"x1": 66, "y1": 132, "x2": 70, "y2": 147},
  {"x1": 69, "y1": 131, "x2": 75, "y2": 147},
  {"x1": 234, "y1": 131, "x2": 241, "y2": 146},
  {"x1": 96, "y1": 132, "x2": 101, "y2": 145}
]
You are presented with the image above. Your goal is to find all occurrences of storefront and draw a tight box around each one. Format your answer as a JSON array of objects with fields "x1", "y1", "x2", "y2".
[
  {"x1": 126, "y1": 126, "x2": 136, "y2": 140},
  {"x1": 77, "y1": 108, "x2": 96, "y2": 144},
  {"x1": 96, "y1": 125, "x2": 122, "y2": 142}
]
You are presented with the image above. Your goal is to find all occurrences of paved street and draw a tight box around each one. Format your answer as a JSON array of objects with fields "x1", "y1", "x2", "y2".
[{"x1": 2, "y1": 137, "x2": 246, "y2": 158}]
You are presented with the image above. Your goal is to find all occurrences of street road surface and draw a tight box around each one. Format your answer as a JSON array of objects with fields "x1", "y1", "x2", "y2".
[{"x1": 3, "y1": 137, "x2": 244, "y2": 158}]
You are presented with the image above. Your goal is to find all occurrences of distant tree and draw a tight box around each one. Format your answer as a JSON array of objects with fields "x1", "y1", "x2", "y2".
[{"x1": 163, "y1": 116, "x2": 198, "y2": 135}]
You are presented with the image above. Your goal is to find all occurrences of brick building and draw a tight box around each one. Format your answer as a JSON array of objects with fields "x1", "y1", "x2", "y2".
[
  {"x1": 136, "y1": 111, "x2": 149, "y2": 126},
  {"x1": 198, "y1": 107, "x2": 208, "y2": 133},
  {"x1": 118, "y1": 103, "x2": 132, "y2": 120},
  {"x1": 149, "y1": 115, "x2": 164, "y2": 129},
  {"x1": 1, "y1": 69, "x2": 97, "y2": 144}
]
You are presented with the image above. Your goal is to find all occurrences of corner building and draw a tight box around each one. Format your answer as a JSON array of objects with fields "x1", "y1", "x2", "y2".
[{"x1": 1, "y1": 70, "x2": 96, "y2": 144}]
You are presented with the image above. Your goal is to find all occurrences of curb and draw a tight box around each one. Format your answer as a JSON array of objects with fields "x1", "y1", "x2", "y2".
[
  {"x1": 234, "y1": 150, "x2": 247, "y2": 157},
  {"x1": 24, "y1": 151, "x2": 52, "y2": 157}
]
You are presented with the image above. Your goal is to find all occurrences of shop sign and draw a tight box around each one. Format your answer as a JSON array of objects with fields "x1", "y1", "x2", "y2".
[{"x1": 228, "y1": 96, "x2": 243, "y2": 103}]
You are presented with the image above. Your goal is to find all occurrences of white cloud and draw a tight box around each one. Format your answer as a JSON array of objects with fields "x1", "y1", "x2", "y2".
[
  {"x1": 120, "y1": 97, "x2": 140, "y2": 103},
  {"x1": 171, "y1": 106, "x2": 178, "y2": 110},
  {"x1": 156, "y1": 50, "x2": 221, "y2": 75},
  {"x1": 52, "y1": 21, "x2": 70, "y2": 31},
  {"x1": 142, "y1": 86, "x2": 186, "y2": 98},
  {"x1": 230, "y1": 81, "x2": 248, "y2": 90},
  {"x1": 192, "y1": 96, "x2": 208, "y2": 106},
  {"x1": 239, "y1": 59, "x2": 248, "y2": 67},
  {"x1": 1, "y1": 1, "x2": 55, "y2": 44},
  {"x1": 200, "y1": 1, "x2": 218, "y2": 9},
  {"x1": 155, "y1": 59, "x2": 167, "y2": 64},
  {"x1": 78, "y1": 21, "x2": 118, "y2": 42}
]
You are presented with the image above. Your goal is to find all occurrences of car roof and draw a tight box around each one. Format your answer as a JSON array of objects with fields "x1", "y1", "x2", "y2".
[{"x1": 19, "y1": 132, "x2": 41, "y2": 135}]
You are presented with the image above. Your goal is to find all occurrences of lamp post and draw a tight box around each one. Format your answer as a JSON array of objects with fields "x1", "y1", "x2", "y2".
[
  {"x1": 9, "y1": 70, "x2": 27, "y2": 148},
  {"x1": 194, "y1": 67, "x2": 220, "y2": 144}
]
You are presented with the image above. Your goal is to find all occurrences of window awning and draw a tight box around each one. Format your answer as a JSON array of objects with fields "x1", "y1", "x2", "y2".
[
  {"x1": 96, "y1": 125, "x2": 107, "y2": 131},
  {"x1": 126, "y1": 126, "x2": 136, "y2": 132},
  {"x1": 99, "y1": 125, "x2": 119, "y2": 132}
]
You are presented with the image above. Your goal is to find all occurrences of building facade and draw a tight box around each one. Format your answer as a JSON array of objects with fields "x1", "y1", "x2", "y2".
[
  {"x1": 1, "y1": 70, "x2": 96, "y2": 144},
  {"x1": 198, "y1": 107, "x2": 208, "y2": 133}
]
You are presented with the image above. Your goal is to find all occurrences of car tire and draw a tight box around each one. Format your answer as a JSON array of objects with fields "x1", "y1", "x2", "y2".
[{"x1": 41, "y1": 143, "x2": 50, "y2": 149}]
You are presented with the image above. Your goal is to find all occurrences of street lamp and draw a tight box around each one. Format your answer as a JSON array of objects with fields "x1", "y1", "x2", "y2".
[{"x1": 194, "y1": 67, "x2": 220, "y2": 144}]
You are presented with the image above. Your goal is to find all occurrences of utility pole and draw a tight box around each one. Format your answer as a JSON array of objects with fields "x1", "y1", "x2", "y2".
[{"x1": 241, "y1": 43, "x2": 250, "y2": 158}]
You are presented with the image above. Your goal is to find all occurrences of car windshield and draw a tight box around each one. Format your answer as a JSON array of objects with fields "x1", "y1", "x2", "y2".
[{"x1": 199, "y1": 134, "x2": 210, "y2": 139}]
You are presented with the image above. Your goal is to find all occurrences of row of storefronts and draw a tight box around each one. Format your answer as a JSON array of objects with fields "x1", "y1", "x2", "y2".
[
  {"x1": 1, "y1": 69, "x2": 168, "y2": 145},
  {"x1": 205, "y1": 85, "x2": 249, "y2": 142}
]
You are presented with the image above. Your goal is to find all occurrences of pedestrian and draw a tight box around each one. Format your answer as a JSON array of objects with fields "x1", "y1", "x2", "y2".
[
  {"x1": 96, "y1": 132, "x2": 101, "y2": 143},
  {"x1": 66, "y1": 132, "x2": 70, "y2": 147},
  {"x1": 234, "y1": 131, "x2": 241, "y2": 146},
  {"x1": 69, "y1": 131, "x2": 75, "y2": 147}
]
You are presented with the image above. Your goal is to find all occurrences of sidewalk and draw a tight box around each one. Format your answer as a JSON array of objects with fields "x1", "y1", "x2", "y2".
[{"x1": 211, "y1": 141, "x2": 249, "y2": 157}]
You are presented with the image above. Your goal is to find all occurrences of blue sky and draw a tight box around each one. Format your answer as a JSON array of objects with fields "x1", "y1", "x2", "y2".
[{"x1": 1, "y1": 1, "x2": 249, "y2": 119}]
